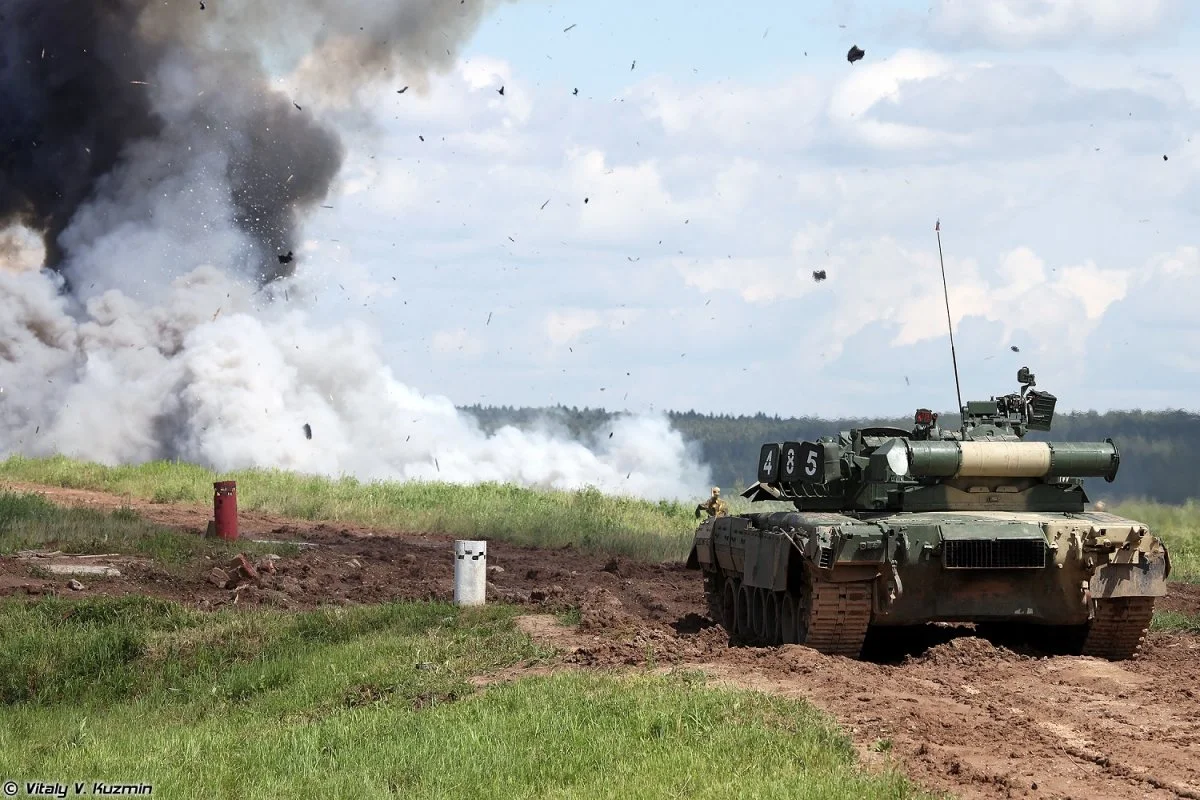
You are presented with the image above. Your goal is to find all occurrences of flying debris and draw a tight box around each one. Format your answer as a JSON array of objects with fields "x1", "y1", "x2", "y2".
[
  {"x1": 278, "y1": 251, "x2": 294, "y2": 265},
  {"x1": 812, "y1": 270, "x2": 827, "y2": 282},
  {"x1": 293, "y1": 101, "x2": 302, "y2": 111},
  {"x1": 631, "y1": 60, "x2": 636, "y2": 70},
  {"x1": 1010, "y1": 345, "x2": 1020, "y2": 353},
  {"x1": 573, "y1": 88, "x2": 579, "y2": 95},
  {"x1": 563, "y1": 23, "x2": 576, "y2": 32},
  {"x1": 497, "y1": 85, "x2": 505, "y2": 96},
  {"x1": 1163, "y1": 154, "x2": 1169, "y2": 161},
  {"x1": 540, "y1": 199, "x2": 550, "y2": 210},
  {"x1": 302, "y1": 423, "x2": 312, "y2": 440},
  {"x1": 847, "y1": 45, "x2": 865, "y2": 63},
  {"x1": 398, "y1": 86, "x2": 409, "y2": 94}
]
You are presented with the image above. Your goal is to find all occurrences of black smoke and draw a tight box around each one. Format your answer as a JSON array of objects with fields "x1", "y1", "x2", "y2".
[
  {"x1": 0, "y1": 2, "x2": 170, "y2": 271},
  {"x1": 0, "y1": 0, "x2": 493, "y2": 287}
]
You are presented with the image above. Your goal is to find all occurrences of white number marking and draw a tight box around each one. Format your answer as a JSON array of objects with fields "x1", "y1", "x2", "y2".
[
  {"x1": 762, "y1": 450, "x2": 773, "y2": 474},
  {"x1": 805, "y1": 448, "x2": 818, "y2": 476}
]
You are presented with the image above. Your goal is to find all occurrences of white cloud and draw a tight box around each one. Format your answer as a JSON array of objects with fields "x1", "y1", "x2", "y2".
[
  {"x1": 676, "y1": 226, "x2": 1132, "y2": 371},
  {"x1": 827, "y1": 49, "x2": 973, "y2": 151},
  {"x1": 637, "y1": 75, "x2": 825, "y2": 149},
  {"x1": 929, "y1": 0, "x2": 1185, "y2": 49},
  {"x1": 564, "y1": 149, "x2": 680, "y2": 235}
]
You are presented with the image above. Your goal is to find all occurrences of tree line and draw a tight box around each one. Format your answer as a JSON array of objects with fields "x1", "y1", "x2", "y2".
[{"x1": 460, "y1": 404, "x2": 1200, "y2": 504}]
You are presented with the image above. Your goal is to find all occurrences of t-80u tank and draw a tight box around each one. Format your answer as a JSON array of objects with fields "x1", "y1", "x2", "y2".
[{"x1": 686, "y1": 368, "x2": 1170, "y2": 660}]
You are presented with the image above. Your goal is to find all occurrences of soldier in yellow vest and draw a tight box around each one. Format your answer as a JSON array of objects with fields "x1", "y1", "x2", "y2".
[{"x1": 695, "y1": 486, "x2": 730, "y2": 519}]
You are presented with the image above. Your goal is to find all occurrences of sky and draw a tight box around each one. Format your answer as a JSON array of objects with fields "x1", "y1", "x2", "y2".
[{"x1": 277, "y1": 0, "x2": 1200, "y2": 419}]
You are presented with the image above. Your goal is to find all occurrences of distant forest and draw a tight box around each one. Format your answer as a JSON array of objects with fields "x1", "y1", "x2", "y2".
[{"x1": 460, "y1": 404, "x2": 1200, "y2": 504}]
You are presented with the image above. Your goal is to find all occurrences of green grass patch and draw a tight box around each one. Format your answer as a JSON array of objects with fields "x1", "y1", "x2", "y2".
[
  {"x1": 0, "y1": 490, "x2": 288, "y2": 563},
  {"x1": 0, "y1": 595, "x2": 539, "y2": 708},
  {"x1": 1111, "y1": 499, "x2": 1200, "y2": 582},
  {"x1": 0, "y1": 596, "x2": 932, "y2": 799},
  {"x1": 0, "y1": 455, "x2": 710, "y2": 561},
  {"x1": 1151, "y1": 610, "x2": 1200, "y2": 634}
]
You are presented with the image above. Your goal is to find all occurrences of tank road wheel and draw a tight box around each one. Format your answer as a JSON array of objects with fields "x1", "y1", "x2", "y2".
[
  {"x1": 779, "y1": 594, "x2": 799, "y2": 644},
  {"x1": 793, "y1": 576, "x2": 811, "y2": 644},
  {"x1": 1080, "y1": 597, "x2": 1156, "y2": 660},
  {"x1": 736, "y1": 583, "x2": 753, "y2": 639},
  {"x1": 721, "y1": 578, "x2": 738, "y2": 631},
  {"x1": 763, "y1": 591, "x2": 781, "y2": 645},
  {"x1": 750, "y1": 588, "x2": 767, "y2": 642}
]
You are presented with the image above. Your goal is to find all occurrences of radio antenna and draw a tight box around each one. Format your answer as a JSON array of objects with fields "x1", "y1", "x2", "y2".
[{"x1": 935, "y1": 219, "x2": 964, "y2": 433}]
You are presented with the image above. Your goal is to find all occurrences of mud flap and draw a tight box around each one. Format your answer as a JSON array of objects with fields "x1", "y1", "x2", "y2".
[{"x1": 1090, "y1": 552, "x2": 1169, "y2": 599}]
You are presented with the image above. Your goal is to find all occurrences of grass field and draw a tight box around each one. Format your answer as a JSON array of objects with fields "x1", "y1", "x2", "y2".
[
  {"x1": 0, "y1": 490, "x2": 289, "y2": 563},
  {"x1": 2, "y1": 456, "x2": 1199, "y2": 580},
  {"x1": 1152, "y1": 611, "x2": 1200, "y2": 633},
  {"x1": 0, "y1": 456, "x2": 711, "y2": 562},
  {"x1": 0, "y1": 596, "x2": 933, "y2": 799}
]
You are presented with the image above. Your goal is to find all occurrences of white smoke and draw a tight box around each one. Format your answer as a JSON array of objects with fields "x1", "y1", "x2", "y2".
[
  {"x1": 0, "y1": 262, "x2": 712, "y2": 500},
  {"x1": 0, "y1": 225, "x2": 45, "y2": 273},
  {"x1": 0, "y1": 0, "x2": 714, "y2": 501}
]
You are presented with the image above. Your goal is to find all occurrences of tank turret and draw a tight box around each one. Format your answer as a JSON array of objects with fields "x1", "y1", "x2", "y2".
[{"x1": 742, "y1": 368, "x2": 1118, "y2": 513}]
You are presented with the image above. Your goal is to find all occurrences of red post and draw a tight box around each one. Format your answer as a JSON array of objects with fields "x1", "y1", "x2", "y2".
[{"x1": 213, "y1": 480, "x2": 239, "y2": 540}]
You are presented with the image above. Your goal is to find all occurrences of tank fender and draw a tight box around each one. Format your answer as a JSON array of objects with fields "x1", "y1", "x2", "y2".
[{"x1": 802, "y1": 526, "x2": 884, "y2": 584}]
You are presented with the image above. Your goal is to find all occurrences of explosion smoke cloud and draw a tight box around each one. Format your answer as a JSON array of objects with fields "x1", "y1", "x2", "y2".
[
  {"x1": 2, "y1": 0, "x2": 485, "y2": 287},
  {"x1": 0, "y1": 0, "x2": 713, "y2": 499}
]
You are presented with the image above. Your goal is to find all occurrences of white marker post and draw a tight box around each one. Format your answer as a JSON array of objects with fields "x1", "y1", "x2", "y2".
[{"x1": 454, "y1": 540, "x2": 487, "y2": 606}]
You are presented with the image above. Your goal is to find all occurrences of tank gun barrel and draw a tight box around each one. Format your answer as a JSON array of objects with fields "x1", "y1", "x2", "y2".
[{"x1": 906, "y1": 440, "x2": 1119, "y2": 482}]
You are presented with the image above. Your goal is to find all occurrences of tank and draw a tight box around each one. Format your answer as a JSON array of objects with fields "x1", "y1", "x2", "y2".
[{"x1": 685, "y1": 367, "x2": 1171, "y2": 660}]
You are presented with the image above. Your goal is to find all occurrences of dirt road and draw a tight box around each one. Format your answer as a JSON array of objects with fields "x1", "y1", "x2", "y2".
[{"x1": 3, "y1": 480, "x2": 1199, "y2": 800}]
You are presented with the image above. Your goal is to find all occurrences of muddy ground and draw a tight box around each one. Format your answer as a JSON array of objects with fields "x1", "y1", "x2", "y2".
[{"x1": 3, "y1": 480, "x2": 1199, "y2": 800}]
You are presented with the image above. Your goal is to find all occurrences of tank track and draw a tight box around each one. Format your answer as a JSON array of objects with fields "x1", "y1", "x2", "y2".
[
  {"x1": 805, "y1": 581, "x2": 873, "y2": 657},
  {"x1": 705, "y1": 570, "x2": 872, "y2": 658},
  {"x1": 1080, "y1": 596, "x2": 1155, "y2": 660},
  {"x1": 703, "y1": 574, "x2": 724, "y2": 622}
]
